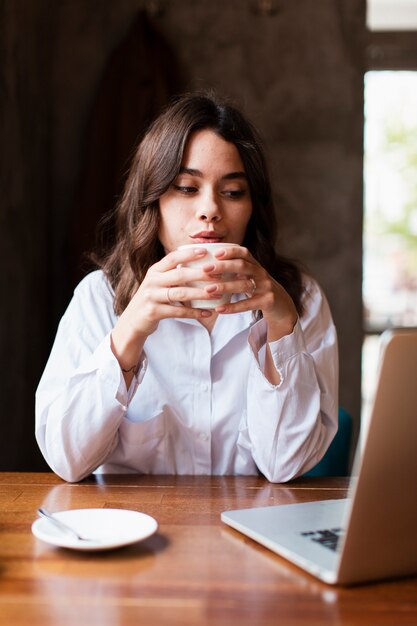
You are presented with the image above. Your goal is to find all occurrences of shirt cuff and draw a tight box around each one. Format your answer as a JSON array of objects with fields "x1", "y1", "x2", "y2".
[
  {"x1": 248, "y1": 317, "x2": 307, "y2": 385},
  {"x1": 268, "y1": 318, "x2": 307, "y2": 364},
  {"x1": 74, "y1": 332, "x2": 147, "y2": 407},
  {"x1": 127, "y1": 354, "x2": 147, "y2": 402}
]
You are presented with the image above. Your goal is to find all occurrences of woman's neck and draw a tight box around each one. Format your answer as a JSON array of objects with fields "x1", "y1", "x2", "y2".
[{"x1": 198, "y1": 311, "x2": 219, "y2": 334}]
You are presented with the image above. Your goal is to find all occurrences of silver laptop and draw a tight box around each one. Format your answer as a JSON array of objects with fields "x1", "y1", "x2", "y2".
[{"x1": 221, "y1": 328, "x2": 417, "y2": 585}]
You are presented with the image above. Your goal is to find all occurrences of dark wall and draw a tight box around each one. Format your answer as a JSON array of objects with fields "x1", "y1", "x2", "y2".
[
  {"x1": 0, "y1": 0, "x2": 366, "y2": 471},
  {"x1": 1, "y1": 0, "x2": 52, "y2": 470}
]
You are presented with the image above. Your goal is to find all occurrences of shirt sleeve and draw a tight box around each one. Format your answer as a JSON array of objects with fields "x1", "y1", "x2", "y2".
[
  {"x1": 241, "y1": 276, "x2": 339, "y2": 482},
  {"x1": 35, "y1": 271, "x2": 145, "y2": 482}
]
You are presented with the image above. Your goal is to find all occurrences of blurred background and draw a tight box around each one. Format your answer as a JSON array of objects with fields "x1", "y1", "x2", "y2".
[{"x1": 1, "y1": 0, "x2": 416, "y2": 471}]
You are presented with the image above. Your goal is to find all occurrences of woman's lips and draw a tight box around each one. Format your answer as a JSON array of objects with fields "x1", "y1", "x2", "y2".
[
  {"x1": 192, "y1": 236, "x2": 224, "y2": 244},
  {"x1": 191, "y1": 232, "x2": 225, "y2": 244}
]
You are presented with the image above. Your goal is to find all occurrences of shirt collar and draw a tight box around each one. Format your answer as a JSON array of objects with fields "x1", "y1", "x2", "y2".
[{"x1": 177, "y1": 293, "x2": 256, "y2": 355}]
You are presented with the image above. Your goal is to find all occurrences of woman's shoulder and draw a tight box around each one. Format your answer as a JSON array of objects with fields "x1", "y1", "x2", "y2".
[
  {"x1": 74, "y1": 270, "x2": 114, "y2": 299},
  {"x1": 62, "y1": 270, "x2": 117, "y2": 331},
  {"x1": 70, "y1": 270, "x2": 116, "y2": 316},
  {"x1": 300, "y1": 273, "x2": 334, "y2": 325},
  {"x1": 301, "y1": 273, "x2": 321, "y2": 298}
]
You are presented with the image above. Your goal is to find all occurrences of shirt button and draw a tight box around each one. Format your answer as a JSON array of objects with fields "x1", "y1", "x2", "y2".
[
  {"x1": 200, "y1": 383, "x2": 209, "y2": 392},
  {"x1": 198, "y1": 432, "x2": 209, "y2": 441},
  {"x1": 121, "y1": 405, "x2": 128, "y2": 412}
]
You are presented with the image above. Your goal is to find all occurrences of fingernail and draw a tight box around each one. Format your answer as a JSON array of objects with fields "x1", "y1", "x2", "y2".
[
  {"x1": 214, "y1": 249, "x2": 226, "y2": 257},
  {"x1": 206, "y1": 284, "x2": 218, "y2": 293},
  {"x1": 203, "y1": 264, "x2": 216, "y2": 272},
  {"x1": 194, "y1": 248, "x2": 206, "y2": 255},
  {"x1": 200, "y1": 310, "x2": 212, "y2": 317},
  {"x1": 216, "y1": 305, "x2": 227, "y2": 313}
]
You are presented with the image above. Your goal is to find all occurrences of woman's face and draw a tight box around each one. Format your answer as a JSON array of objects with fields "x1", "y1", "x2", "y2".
[{"x1": 158, "y1": 129, "x2": 252, "y2": 253}]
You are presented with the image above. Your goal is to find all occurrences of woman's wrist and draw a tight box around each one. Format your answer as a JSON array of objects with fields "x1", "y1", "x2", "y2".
[
  {"x1": 266, "y1": 314, "x2": 298, "y2": 343},
  {"x1": 110, "y1": 318, "x2": 147, "y2": 373}
]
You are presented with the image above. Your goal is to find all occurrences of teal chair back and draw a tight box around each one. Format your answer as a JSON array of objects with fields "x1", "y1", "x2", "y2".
[{"x1": 303, "y1": 407, "x2": 352, "y2": 477}]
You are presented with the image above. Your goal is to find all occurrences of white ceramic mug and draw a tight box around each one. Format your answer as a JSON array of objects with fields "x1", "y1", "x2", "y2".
[{"x1": 178, "y1": 243, "x2": 240, "y2": 308}]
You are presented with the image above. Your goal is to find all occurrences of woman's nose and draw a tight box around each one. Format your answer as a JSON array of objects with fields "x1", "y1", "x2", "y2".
[{"x1": 196, "y1": 193, "x2": 222, "y2": 222}]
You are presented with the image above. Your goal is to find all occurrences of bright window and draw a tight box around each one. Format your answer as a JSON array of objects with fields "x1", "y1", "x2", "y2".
[{"x1": 362, "y1": 71, "x2": 417, "y2": 422}]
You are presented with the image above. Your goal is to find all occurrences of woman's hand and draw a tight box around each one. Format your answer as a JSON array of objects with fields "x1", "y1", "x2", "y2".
[
  {"x1": 201, "y1": 245, "x2": 298, "y2": 386},
  {"x1": 206, "y1": 245, "x2": 299, "y2": 343},
  {"x1": 110, "y1": 247, "x2": 225, "y2": 380}
]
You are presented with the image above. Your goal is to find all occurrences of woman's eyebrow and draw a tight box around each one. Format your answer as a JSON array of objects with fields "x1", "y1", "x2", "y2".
[
  {"x1": 179, "y1": 167, "x2": 202, "y2": 177},
  {"x1": 179, "y1": 167, "x2": 247, "y2": 180},
  {"x1": 222, "y1": 171, "x2": 247, "y2": 181}
]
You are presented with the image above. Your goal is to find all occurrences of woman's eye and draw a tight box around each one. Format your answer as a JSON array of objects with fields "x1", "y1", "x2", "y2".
[
  {"x1": 173, "y1": 185, "x2": 197, "y2": 194},
  {"x1": 224, "y1": 189, "x2": 246, "y2": 199}
]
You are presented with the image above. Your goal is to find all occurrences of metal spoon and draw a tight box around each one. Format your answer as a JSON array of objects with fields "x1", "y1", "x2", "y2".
[{"x1": 37, "y1": 507, "x2": 97, "y2": 542}]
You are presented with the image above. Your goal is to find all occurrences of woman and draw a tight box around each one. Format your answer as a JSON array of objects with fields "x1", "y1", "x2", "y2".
[{"x1": 36, "y1": 92, "x2": 338, "y2": 483}]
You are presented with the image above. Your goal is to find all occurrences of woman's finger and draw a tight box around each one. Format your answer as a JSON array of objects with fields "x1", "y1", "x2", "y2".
[
  {"x1": 201, "y1": 277, "x2": 259, "y2": 298},
  {"x1": 164, "y1": 284, "x2": 223, "y2": 305},
  {"x1": 158, "y1": 302, "x2": 214, "y2": 320},
  {"x1": 155, "y1": 246, "x2": 208, "y2": 272}
]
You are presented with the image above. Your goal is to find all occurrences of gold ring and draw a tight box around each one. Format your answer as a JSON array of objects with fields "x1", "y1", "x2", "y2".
[
  {"x1": 249, "y1": 277, "x2": 257, "y2": 296},
  {"x1": 167, "y1": 287, "x2": 174, "y2": 304}
]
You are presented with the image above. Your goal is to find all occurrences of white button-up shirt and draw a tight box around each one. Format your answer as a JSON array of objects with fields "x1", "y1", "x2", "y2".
[{"x1": 35, "y1": 270, "x2": 338, "y2": 483}]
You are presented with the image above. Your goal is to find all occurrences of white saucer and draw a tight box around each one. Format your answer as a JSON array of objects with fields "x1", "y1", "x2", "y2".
[{"x1": 32, "y1": 508, "x2": 158, "y2": 551}]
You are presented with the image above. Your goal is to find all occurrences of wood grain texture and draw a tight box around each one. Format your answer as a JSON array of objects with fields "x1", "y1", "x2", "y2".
[{"x1": 0, "y1": 473, "x2": 416, "y2": 626}]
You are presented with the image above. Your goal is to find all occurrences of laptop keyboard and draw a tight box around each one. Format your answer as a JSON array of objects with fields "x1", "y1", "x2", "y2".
[{"x1": 300, "y1": 528, "x2": 344, "y2": 552}]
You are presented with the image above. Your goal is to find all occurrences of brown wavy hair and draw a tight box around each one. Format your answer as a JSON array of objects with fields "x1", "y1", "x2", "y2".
[{"x1": 94, "y1": 91, "x2": 305, "y2": 316}]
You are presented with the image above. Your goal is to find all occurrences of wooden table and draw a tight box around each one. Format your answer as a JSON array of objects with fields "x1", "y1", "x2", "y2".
[{"x1": 1, "y1": 472, "x2": 416, "y2": 625}]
